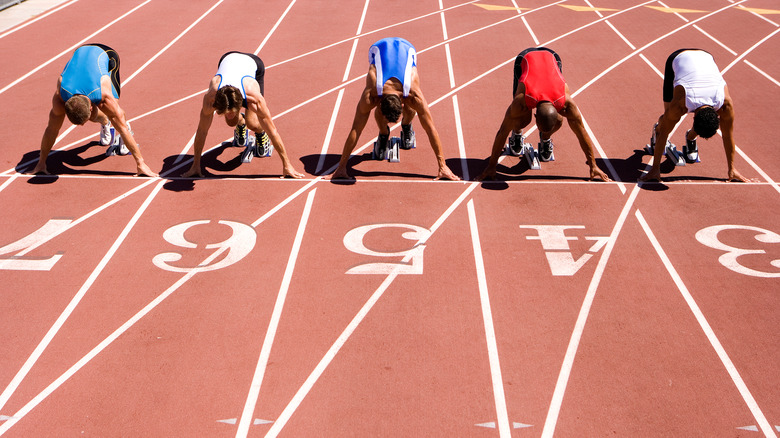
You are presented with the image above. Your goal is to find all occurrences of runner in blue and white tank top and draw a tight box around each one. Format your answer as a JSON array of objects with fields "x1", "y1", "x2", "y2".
[
  {"x1": 182, "y1": 51, "x2": 304, "y2": 179},
  {"x1": 641, "y1": 48, "x2": 748, "y2": 183},
  {"x1": 32, "y1": 44, "x2": 156, "y2": 177},
  {"x1": 332, "y1": 37, "x2": 459, "y2": 181}
]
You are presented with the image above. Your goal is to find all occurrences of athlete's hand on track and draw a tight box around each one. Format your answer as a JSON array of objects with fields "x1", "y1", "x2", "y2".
[
  {"x1": 331, "y1": 166, "x2": 352, "y2": 180},
  {"x1": 475, "y1": 168, "x2": 496, "y2": 181},
  {"x1": 435, "y1": 165, "x2": 460, "y2": 181},
  {"x1": 283, "y1": 166, "x2": 305, "y2": 179},
  {"x1": 590, "y1": 166, "x2": 612, "y2": 182},
  {"x1": 136, "y1": 162, "x2": 159, "y2": 177},
  {"x1": 638, "y1": 167, "x2": 661, "y2": 183},
  {"x1": 181, "y1": 165, "x2": 203, "y2": 178},
  {"x1": 728, "y1": 169, "x2": 753, "y2": 183},
  {"x1": 29, "y1": 162, "x2": 50, "y2": 175}
]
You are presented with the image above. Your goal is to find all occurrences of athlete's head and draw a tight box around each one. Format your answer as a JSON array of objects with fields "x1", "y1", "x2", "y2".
[
  {"x1": 693, "y1": 106, "x2": 719, "y2": 139},
  {"x1": 535, "y1": 101, "x2": 558, "y2": 133},
  {"x1": 213, "y1": 86, "x2": 243, "y2": 115},
  {"x1": 64, "y1": 95, "x2": 92, "y2": 125},
  {"x1": 380, "y1": 94, "x2": 403, "y2": 123}
]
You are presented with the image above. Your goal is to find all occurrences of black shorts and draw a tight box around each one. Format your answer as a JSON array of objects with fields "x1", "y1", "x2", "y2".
[
  {"x1": 84, "y1": 43, "x2": 121, "y2": 97},
  {"x1": 663, "y1": 48, "x2": 710, "y2": 102},
  {"x1": 513, "y1": 47, "x2": 562, "y2": 96},
  {"x1": 218, "y1": 51, "x2": 265, "y2": 98}
]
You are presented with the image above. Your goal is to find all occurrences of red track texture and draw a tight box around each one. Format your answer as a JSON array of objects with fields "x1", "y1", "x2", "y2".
[{"x1": 0, "y1": 0, "x2": 778, "y2": 437}]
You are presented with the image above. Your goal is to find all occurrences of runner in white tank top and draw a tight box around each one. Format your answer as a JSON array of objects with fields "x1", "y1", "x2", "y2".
[
  {"x1": 640, "y1": 49, "x2": 749, "y2": 183},
  {"x1": 182, "y1": 51, "x2": 304, "y2": 179}
]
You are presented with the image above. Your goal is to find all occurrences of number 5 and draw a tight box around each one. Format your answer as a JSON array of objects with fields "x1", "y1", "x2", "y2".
[{"x1": 343, "y1": 224, "x2": 430, "y2": 275}]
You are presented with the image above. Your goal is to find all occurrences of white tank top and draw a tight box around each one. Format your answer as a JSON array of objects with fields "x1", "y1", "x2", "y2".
[
  {"x1": 672, "y1": 50, "x2": 726, "y2": 112},
  {"x1": 215, "y1": 53, "x2": 257, "y2": 100}
]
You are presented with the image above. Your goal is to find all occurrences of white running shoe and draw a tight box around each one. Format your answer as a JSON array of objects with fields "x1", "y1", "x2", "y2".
[{"x1": 100, "y1": 122, "x2": 114, "y2": 146}]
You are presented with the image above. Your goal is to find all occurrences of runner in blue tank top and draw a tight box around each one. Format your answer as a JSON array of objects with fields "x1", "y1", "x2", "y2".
[
  {"x1": 32, "y1": 44, "x2": 156, "y2": 177},
  {"x1": 332, "y1": 37, "x2": 459, "y2": 181}
]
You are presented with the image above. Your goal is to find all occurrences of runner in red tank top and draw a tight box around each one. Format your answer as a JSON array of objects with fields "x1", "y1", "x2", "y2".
[{"x1": 477, "y1": 47, "x2": 611, "y2": 182}]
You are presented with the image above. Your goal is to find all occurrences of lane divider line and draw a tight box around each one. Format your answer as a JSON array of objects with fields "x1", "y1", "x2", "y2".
[
  {"x1": 0, "y1": 0, "x2": 79, "y2": 40},
  {"x1": 467, "y1": 199, "x2": 511, "y2": 437},
  {"x1": 264, "y1": 182, "x2": 478, "y2": 437},
  {"x1": 634, "y1": 210, "x2": 777, "y2": 438},
  {"x1": 236, "y1": 188, "x2": 317, "y2": 438}
]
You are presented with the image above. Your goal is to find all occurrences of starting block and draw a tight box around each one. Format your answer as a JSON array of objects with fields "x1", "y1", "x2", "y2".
[
  {"x1": 504, "y1": 141, "x2": 541, "y2": 170},
  {"x1": 683, "y1": 144, "x2": 700, "y2": 163},
  {"x1": 665, "y1": 142, "x2": 686, "y2": 166},
  {"x1": 239, "y1": 135, "x2": 273, "y2": 163},
  {"x1": 105, "y1": 131, "x2": 130, "y2": 156},
  {"x1": 372, "y1": 137, "x2": 402, "y2": 163}
]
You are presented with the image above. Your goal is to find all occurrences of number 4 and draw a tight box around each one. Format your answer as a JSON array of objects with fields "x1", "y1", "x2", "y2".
[{"x1": 0, "y1": 219, "x2": 73, "y2": 271}]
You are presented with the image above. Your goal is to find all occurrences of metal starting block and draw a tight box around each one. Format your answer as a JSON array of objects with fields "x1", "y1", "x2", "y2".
[
  {"x1": 240, "y1": 135, "x2": 258, "y2": 163},
  {"x1": 105, "y1": 131, "x2": 130, "y2": 156},
  {"x1": 504, "y1": 141, "x2": 541, "y2": 170},
  {"x1": 664, "y1": 142, "x2": 686, "y2": 166},
  {"x1": 683, "y1": 144, "x2": 700, "y2": 163},
  {"x1": 372, "y1": 137, "x2": 402, "y2": 163}
]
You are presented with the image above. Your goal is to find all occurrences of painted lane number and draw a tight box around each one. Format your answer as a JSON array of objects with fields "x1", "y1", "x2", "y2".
[
  {"x1": 343, "y1": 224, "x2": 430, "y2": 275},
  {"x1": 0, "y1": 219, "x2": 73, "y2": 271},
  {"x1": 695, "y1": 225, "x2": 780, "y2": 278},
  {"x1": 153, "y1": 220, "x2": 256, "y2": 273}
]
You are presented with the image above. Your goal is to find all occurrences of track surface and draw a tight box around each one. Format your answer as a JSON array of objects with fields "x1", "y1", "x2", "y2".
[{"x1": 1, "y1": 0, "x2": 779, "y2": 436}]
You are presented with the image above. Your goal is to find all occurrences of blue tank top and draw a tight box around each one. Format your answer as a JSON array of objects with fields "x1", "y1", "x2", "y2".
[
  {"x1": 59, "y1": 46, "x2": 118, "y2": 104},
  {"x1": 368, "y1": 38, "x2": 417, "y2": 97}
]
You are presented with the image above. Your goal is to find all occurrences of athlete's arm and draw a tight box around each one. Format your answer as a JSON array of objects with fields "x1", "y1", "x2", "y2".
[
  {"x1": 183, "y1": 85, "x2": 217, "y2": 178},
  {"x1": 718, "y1": 87, "x2": 748, "y2": 182},
  {"x1": 562, "y1": 92, "x2": 611, "y2": 181},
  {"x1": 98, "y1": 77, "x2": 157, "y2": 177},
  {"x1": 332, "y1": 71, "x2": 377, "y2": 179},
  {"x1": 31, "y1": 81, "x2": 66, "y2": 175},
  {"x1": 477, "y1": 101, "x2": 518, "y2": 181},
  {"x1": 244, "y1": 80, "x2": 304, "y2": 179},
  {"x1": 640, "y1": 86, "x2": 686, "y2": 182},
  {"x1": 406, "y1": 71, "x2": 459, "y2": 181}
]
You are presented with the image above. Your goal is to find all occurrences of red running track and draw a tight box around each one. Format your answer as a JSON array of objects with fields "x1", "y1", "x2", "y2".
[{"x1": 0, "y1": 0, "x2": 779, "y2": 436}]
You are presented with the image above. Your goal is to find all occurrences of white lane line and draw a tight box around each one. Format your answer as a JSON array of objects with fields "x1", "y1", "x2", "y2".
[
  {"x1": 744, "y1": 60, "x2": 780, "y2": 87},
  {"x1": 124, "y1": 0, "x2": 224, "y2": 85},
  {"x1": 314, "y1": 0, "x2": 369, "y2": 175},
  {"x1": 264, "y1": 182, "x2": 479, "y2": 437},
  {"x1": 570, "y1": 1, "x2": 749, "y2": 99},
  {"x1": 0, "y1": 173, "x2": 18, "y2": 194},
  {"x1": 634, "y1": 210, "x2": 777, "y2": 438},
  {"x1": 541, "y1": 183, "x2": 642, "y2": 438},
  {"x1": 721, "y1": 27, "x2": 780, "y2": 75},
  {"x1": 438, "y1": 0, "x2": 468, "y2": 180},
  {"x1": 0, "y1": 176, "x2": 323, "y2": 435},
  {"x1": 0, "y1": 0, "x2": 78, "y2": 40},
  {"x1": 236, "y1": 189, "x2": 317, "y2": 438},
  {"x1": 0, "y1": 179, "x2": 164, "y2": 420},
  {"x1": 0, "y1": 0, "x2": 152, "y2": 95},
  {"x1": 254, "y1": 0, "x2": 297, "y2": 55},
  {"x1": 467, "y1": 199, "x2": 511, "y2": 437},
  {"x1": 579, "y1": 113, "x2": 624, "y2": 190},
  {"x1": 693, "y1": 24, "x2": 737, "y2": 55}
]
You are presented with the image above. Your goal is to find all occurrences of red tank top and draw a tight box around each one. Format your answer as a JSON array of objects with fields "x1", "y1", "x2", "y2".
[{"x1": 518, "y1": 51, "x2": 566, "y2": 111}]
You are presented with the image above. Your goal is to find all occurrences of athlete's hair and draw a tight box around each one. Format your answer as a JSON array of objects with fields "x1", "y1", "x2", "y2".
[
  {"x1": 213, "y1": 86, "x2": 243, "y2": 114},
  {"x1": 64, "y1": 95, "x2": 91, "y2": 125},
  {"x1": 693, "y1": 106, "x2": 719, "y2": 139},
  {"x1": 380, "y1": 94, "x2": 403, "y2": 123},
  {"x1": 535, "y1": 101, "x2": 558, "y2": 133}
]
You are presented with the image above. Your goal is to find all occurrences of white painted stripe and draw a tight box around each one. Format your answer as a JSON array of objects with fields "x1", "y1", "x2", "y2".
[
  {"x1": 541, "y1": 183, "x2": 641, "y2": 438},
  {"x1": 571, "y1": 0, "x2": 749, "y2": 99},
  {"x1": 315, "y1": 88, "x2": 345, "y2": 175},
  {"x1": 342, "y1": 38, "x2": 360, "y2": 83},
  {"x1": 467, "y1": 200, "x2": 511, "y2": 437},
  {"x1": 693, "y1": 24, "x2": 737, "y2": 55},
  {"x1": 124, "y1": 0, "x2": 224, "y2": 85},
  {"x1": 578, "y1": 113, "x2": 624, "y2": 191},
  {"x1": 0, "y1": 0, "x2": 152, "y2": 96},
  {"x1": 254, "y1": 0, "x2": 297, "y2": 55},
  {"x1": 444, "y1": 44, "x2": 456, "y2": 89},
  {"x1": 174, "y1": 132, "x2": 198, "y2": 165},
  {"x1": 0, "y1": 0, "x2": 79, "y2": 40},
  {"x1": 521, "y1": 16, "x2": 539, "y2": 45},
  {"x1": 639, "y1": 54, "x2": 663, "y2": 78},
  {"x1": 0, "y1": 177, "x2": 322, "y2": 435},
  {"x1": 452, "y1": 95, "x2": 469, "y2": 181},
  {"x1": 265, "y1": 183, "x2": 478, "y2": 437},
  {"x1": 236, "y1": 189, "x2": 317, "y2": 438},
  {"x1": 744, "y1": 60, "x2": 780, "y2": 87},
  {"x1": 634, "y1": 210, "x2": 777, "y2": 438},
  {"x1": 721, "y1": 27, "x2": 780, "y2": 75},
  {"x1": 737, "y1": 5, "x2": 779, "y2": 27},
  {"x1": 0, "y1": 179, "x2": 164, "y2": 419},
  {"x1": 735, "y1": 145, "x2": 780, "y2": 195},
  {"x1": 0, "y1": 173, "x2": 18, "y2": 193}
]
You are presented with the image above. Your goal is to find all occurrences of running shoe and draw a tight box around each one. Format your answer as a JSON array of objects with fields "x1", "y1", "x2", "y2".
[
  {"x1": 539, "y1": 138, "x2": 554, "y2": 162},
  {"x1": 507, "y1": 131, "x2": 524, "y2": 156},
  {"x1": 647, "y1": 122, "x2": 658, "y2": 155},
  {"x1": 100, "y1": 122, "x2": 114, "y2": 146},
  {"x1": 374, "y1": 132, "x2": 389, "y2": 160},
  {"x1": 234, "y1": 123, "x2": 247, "y2": 147},
  {"x1": 255, "y1": 131, "x2": 272, "y2": 157},
  {"x1": 684, "y1": 129, "x2": 698, "y2": 162},
  {"x1": 400, "y1": 124, "x2": 415, "y2": 149}
]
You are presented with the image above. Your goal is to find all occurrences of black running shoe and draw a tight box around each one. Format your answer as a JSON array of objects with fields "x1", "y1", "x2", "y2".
[
  {"x1": 234, "y1": 123, "x2": 247, "y2": 147},
  {"x1": 539, "y1": 138, "x2": 554, "y2": 162},
  {"x1": 401, "y1": 124, "x2": 415, "y2": 149},
  {"x1": 508, "y1": 131, "x2": 524, "y2": 156},
  {"x1": 684, "y1": 130, "x2": 698, "y2": 162},
  {"x1": 255, "y1": 132, "x2": 272, "y2": 157}
]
